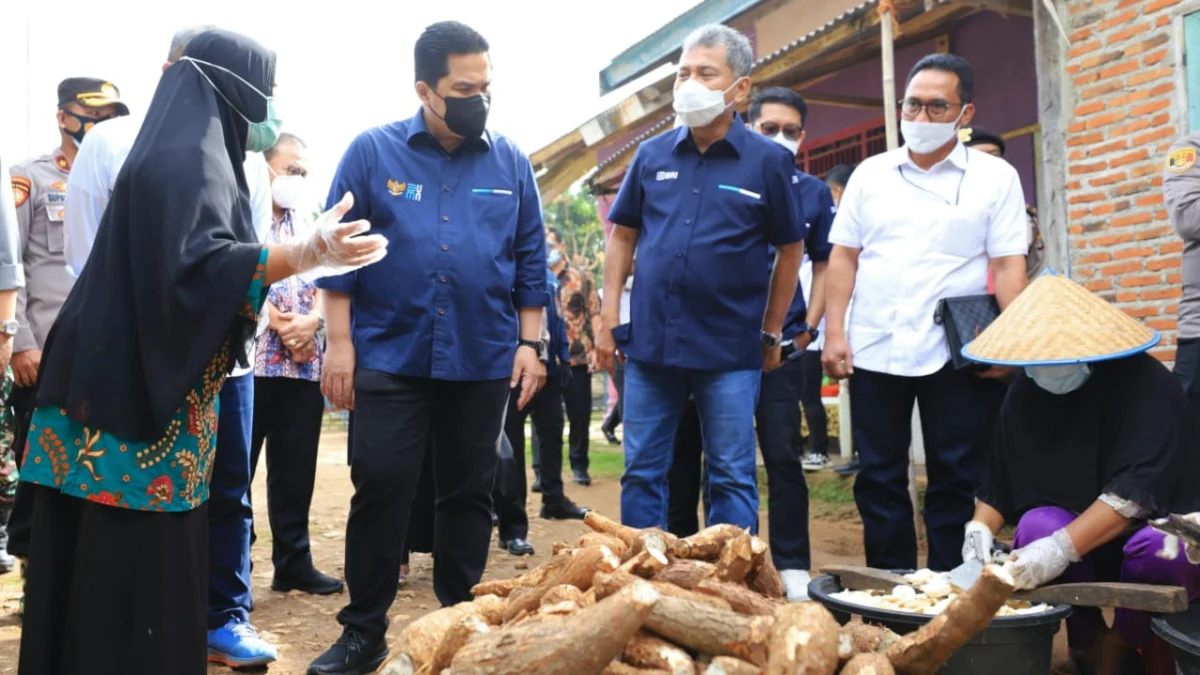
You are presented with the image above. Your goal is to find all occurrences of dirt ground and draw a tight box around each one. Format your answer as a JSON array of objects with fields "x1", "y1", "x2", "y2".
[{"x1": 0, "y1": 424, "x2": 1075, "y2": 674}]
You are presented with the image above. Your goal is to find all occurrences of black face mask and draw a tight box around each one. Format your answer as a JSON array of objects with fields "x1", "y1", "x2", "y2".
[
  {"x1": 436, "y1": 93, "x2": 490, "y2": 140},
  {"x1": 62, "y1": 110, "x2": 104, "y2": 145}
]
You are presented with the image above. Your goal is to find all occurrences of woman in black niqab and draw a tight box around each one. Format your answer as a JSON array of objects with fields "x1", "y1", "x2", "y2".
[{"x1": 19, "y1": 29, "x2": 284, "y2": 675}]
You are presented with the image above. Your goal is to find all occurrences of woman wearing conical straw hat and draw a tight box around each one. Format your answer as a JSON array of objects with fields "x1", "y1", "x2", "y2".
[{"x1": 959, "y1": 271, "x2": 1200, "y2": 675}]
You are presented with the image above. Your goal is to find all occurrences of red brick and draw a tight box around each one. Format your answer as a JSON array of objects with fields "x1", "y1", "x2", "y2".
[
  {"x1": 1156, "y1": 209, "x2": 1170, "y2": 220},
  {"x1": 1111, "y1": 119, "x2": 1152, "y2": 137},
  {"x1": 1157, "y1": 13, "x2": 1171, "y2": 26},
  {"x1": 1107, "y1": 88, "x2": 1152, "y2": 107},
  {"x1": 1074, "y1": 72, "x2": 1100, "y2": 87},
  {"x1": 1067, "y1": 180, "x2": 1083, "y2": 190},
  {"x1": 1146, "y1": 0, "x2": 1182, "y2": 12},
  {"x1": 1147, "y1": 318, "x2": 1179, "y2": 330},
  {"x1": 1107, "y1": 23, "x2": 1152, "y2": 46},
  {"x1": 1075, "y1": 101, "x2": 1106, "y2": 116},
  {"x1": 1071, "y1": 208, "x2": 1091, "y2": 220},
  {"x1": 1137, "y1": 227, "x2": 1175, "y2": 241},
  {"x1": 1071, "y1": 160, "x2": 1109, "y2": 175},
  {"x1": 1069, "y1": 191, "x2": 1108, "y2": 204},
  {"x1": 1124, "y1": 305, "x2": 1162, "y2": 317},
  {"x1": 1144, "y1": 50, "x2": 1170, "y2": 67},
  {"x1": 1093, "y1": 233, "x2": 1135, "y2": 247},
  {"x1": 1137, "y1": 193, "x2": 1166, "y2": 208},
  {"x1": 1102, "y1": 261, "x2": 1144, "y2": 276},
  {"x1": 1114, "y1": 246, "x2": 1156, "y2": 260},
  {"x1": 1082, "y1": 51, "x2": 1124, "y2": 70},
  {"x1": 1168, "y1": 302, "x2": 1181, "y2": 314},
  {"x1": 1125, "y1": 33, "x2": 1171, "y2": 56},
  {"x1": 1069, "y1": 150, "x2": 1085, "y2": 161},
  {"x1": 1162, "y1": 240, "x2": 1185, "y2": 254},
  {"x1": 1070, "y1": 224, "x2": 1085, "y2": 235},
  {"x1": 1116, "y1": 0, "x2": 1142, "y2": 9},
  {"x1": 1112, "y1": 212, "x2": 1154, "y2": 227},
  {"x1": 1143, "y1": 287, "x2": 1185, "y2": 301},
  {"x1": 1090, "y1": 171, "x2": 1128, "y2": 187},
  {"x1": 1132, "y1": 99, "x2": 1172, "y2": 116},
  {"x1": 1071, "y1": 27, "x2": 1093, "y2": 42},
  {"x1": 1152, "y1": 112, "x2": 1172, "y2": 126},
  {"x1": 1086, "y1": 279, "x2": 1115, "y2": 291},
  {"x1": 1091, "y1": 203, "x2": 1118, "y2": 216},
  {"x1": 1151, "y1": 348, "x2": 1177, "y2": 363},
  {"x1": 1169, "y1": 271, "x2": 1185, "y2": 283},
  {"x1": 1087, "y1": 110, "x2": 1129, "y2": 130},
  {"x1": 1100, "y1": 60, "x2": 1141, "y2": 80},
  {"x1": 1117, "y1": 291, "x2": 1139, "y2": 302},
  {"x1": 1070, "y1": 39, "x2": 1103, "y2": 59},
  {"x1": 1130, "y1": 66, "x2": 1171, "y2": 83},
  {"x1": 1112, "y1": 179, "x2": 1154, "y2": 196},
  {"x1": 1081, "y1": 81, "x2": 1124, "y2": 100},
  {"x1": 1110, "y1": 149, "x2": 1150, "y2": 168},
  {"x1": 1068, "y1": 131, "x2": 1106, "y2": 147},
  {"x1": 1069, "y1": 121, "x2": 1088, "y2": 134},
  {"x1": 1097, "y1": 10, "x2": 1137, "y2": 31},
  {"x1": 1119, "y1": 274, "x2": 1164, "y2": 287},
  {"x1": 1133, "y1": 162, "x2": 1163, "y2": 178},
  {"x1": 1132, "y1": 126, "x2": 1176, "y2": 146},
  {"x1": 1151, "y1": 82, "x2": 1176, "y2": 97},
  {"x1": 1148, "y1": 256, "x2": 1182, "y2": 270},
  {"x1": 1152, "y1": 176, "x2": 1165, "y2": 187},
  {"x1": 1079, "y1": 252, "x2": 1113, "y2": 264}
]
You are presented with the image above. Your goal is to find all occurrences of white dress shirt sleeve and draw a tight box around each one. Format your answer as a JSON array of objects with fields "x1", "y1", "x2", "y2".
[
  {"x1": 827, "y1": 171, "x2": 865, "y2": 249},
  {"x1": 244, "y1": 153, "x2": 274, "y2": 243},
  {"x1": 987, "y1": 165, "x2": 1031, "y2": 259},
  {"x1": 64, "y1": 117, "x2": 138, "y2": 278}
]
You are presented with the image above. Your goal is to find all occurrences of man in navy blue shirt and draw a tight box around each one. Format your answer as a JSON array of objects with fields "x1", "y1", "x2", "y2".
[
  {"x1": 311, "y1": 21, "x2": 548, "y2": 675},
  {"x1": 596, "y1": 24, "x2": 805, "y2": 532}
]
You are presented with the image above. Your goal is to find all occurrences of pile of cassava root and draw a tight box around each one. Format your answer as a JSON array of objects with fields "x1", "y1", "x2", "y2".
[{"x1": 379, "y1": 512, "x2": 1019, "y2": 675}]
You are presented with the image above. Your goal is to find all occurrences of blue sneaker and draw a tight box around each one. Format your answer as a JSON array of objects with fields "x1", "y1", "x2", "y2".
[{"x1": 208, "y1": 619, "x2": 278, "y2": 669}]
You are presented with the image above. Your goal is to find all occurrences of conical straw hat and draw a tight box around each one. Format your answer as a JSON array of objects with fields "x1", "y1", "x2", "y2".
[{"x1": 963, "y1": 271, "x2": 1159, "y2": 366}]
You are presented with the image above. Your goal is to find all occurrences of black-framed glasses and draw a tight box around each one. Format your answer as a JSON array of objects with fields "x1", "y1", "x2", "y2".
[
  {"x1": 758, "y1": 122, "x2": 804, "y2": 140},
  {"x1": 899, "y1": 98, "x2": 962, "y2": 120}
]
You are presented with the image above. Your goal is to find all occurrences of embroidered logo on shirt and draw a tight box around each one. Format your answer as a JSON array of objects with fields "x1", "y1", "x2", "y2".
[
  {"x1": 387, "y1": 179, "x2": 423, "y2": 202},
  {"x1": 792, "y1": 175, "x2": 799, "y2": 184},
  {"x1": 1168, "y1": 148, "x2": 1197, "y2": 174},
  {"x1": 655, "y1": 171, "x2": 679, "y2": 181}
]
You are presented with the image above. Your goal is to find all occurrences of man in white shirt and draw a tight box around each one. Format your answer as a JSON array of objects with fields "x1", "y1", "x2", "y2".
[
  {"x1": 58, "y1": 25, "x2": 278, "y2": 667},
  {"x1": 823, "y1": 54, "x2": 1028, "y2": 572}
]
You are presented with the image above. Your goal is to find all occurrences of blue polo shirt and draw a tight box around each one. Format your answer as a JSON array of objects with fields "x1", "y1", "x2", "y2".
[
  {"x1": 316, "y1": 108, "x2": 548, "y2": 381},
  {"x1": 607, "y1": 116, "x2": 805, "y2": 371},
  {"x1": 779, "y1": 170, "x2": 836, "y2": 340}
]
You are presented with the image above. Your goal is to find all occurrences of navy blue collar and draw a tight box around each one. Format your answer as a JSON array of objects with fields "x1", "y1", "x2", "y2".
[
  {"x1": 672, "y1": 111, "x2": 748, "y2": 158},
  {"x1": 405, "y1": 105, "x2": 492, "y2": 153}
]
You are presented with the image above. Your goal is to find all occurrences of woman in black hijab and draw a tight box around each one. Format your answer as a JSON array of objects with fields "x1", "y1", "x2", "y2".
[{"x1": 18, "y1": 29, "x2": 385, "y2": 675}]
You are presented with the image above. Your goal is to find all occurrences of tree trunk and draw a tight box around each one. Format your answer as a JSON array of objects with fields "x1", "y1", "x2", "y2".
[{"x1": 643, "y1": 594, "x2": 774, "y2": 666}]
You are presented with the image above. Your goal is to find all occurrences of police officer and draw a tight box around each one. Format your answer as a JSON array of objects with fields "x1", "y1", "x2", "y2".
[
  {"x1": 1164, "y1": 131, "x2": 1200, "y2": 415},
  {"x1": 4, "y1": 77, "x2": 127, "y2": 572}
]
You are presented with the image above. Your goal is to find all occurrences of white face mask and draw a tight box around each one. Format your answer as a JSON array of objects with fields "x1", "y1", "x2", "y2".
[
  {"x1": 901, "y1": 108, "x2": 965, "y2": 154},
  {"x1": 769, "y1": 132, "x2": 800, "y2": 155},
  {"x1": 673, "y1": 78, "x2": 740, "y2": 128},
  {"x1": 271, "y1": 174, "x2": 307, "y2": 210},
  {"x1": 1025, "y1": 364, "x2": 1092, "y2": 395}
]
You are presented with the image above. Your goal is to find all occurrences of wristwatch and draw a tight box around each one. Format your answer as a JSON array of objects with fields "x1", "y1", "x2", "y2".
[
  {"x1": 799, "y1": 323, "x2": 820, "y2": 343},
  {"x1": 0, "y1": 320, "x2": 17, "y2": 337},
  {"x1": 761, "y1": 330, "x2": 782, "y2": 348},
  {"x1": 518, "y1": 339, "x2": 546, "y2": 359}
]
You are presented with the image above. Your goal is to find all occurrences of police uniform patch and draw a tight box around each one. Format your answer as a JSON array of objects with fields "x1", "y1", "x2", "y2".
[
  {"x1": 1168, "y1": 147, "x2": 1197, "y2": 174},
  {"x1": 50, "y1": 180, "x2": 66, "y2": 192},
  {"x1": 10, "y1": 177, "x2": 30, "y2": 208}
]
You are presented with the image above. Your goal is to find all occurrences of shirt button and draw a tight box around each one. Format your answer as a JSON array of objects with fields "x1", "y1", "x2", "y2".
[
  {"x1": 442, "y1": 244, "x2": 449, "y2": 251},
  {"x1": 443, "y1": 185, "x2": 451, "y2": 192},
  {"x1": 442, "y1": 215, "x2": 450, "y2": 222},
  {"x1": 676, "y1": 253, "x2": 683, "y2": 258},
  {"x1": 438, "y1": 308, "x2": 446, "y2": 315},
  {"x1": 439, "y1": 275, "x2": 447, "y2": 283},
  {"x1": 685, "y1": 219, "x2": 692, "y2": 225},
  {"x1": 692, "y1": 188, "x2": 700, "y2": 194}
]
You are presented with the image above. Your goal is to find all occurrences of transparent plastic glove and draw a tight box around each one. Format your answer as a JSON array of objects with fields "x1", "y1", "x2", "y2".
[
  {"x1": 284, "y1": 192, "x2": 388, "y2": 281},
  {"x1": 962, "y1": 520, "x2": 995, "y2": 564},
  {"x1": 1007, "y1": 527, "x2": 1080, "y2": 590}
]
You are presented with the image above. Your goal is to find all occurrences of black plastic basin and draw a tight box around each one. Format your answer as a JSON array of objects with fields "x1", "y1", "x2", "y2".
[
  {"x1": 809, "y1": 573, "x2": 1072, "y2": 675},
  {"x1": 1153, "y1": 604, "x2": 1200, "y2": 675}
]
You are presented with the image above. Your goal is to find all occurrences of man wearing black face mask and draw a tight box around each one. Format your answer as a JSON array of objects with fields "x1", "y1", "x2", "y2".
[{"x1": 312, "y1": 20, "x2": 549, "y2": 675}]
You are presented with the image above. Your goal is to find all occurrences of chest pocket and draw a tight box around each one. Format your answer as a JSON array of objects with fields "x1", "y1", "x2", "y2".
[
  {"x1": 709, "y1": 184, "x2": 764, "y2": 233},
  {"x1": 467, "y1": 190, "x2": 518, "y2": 244},
  {"x1": 44, "y1": 203, "x2": 66, "y2": 253}
]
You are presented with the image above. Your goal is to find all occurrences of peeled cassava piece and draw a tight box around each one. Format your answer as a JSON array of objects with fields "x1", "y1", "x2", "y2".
[
  {"x1": 674, "y1": 524, "x2": 746, "y2": 560},
  {"x1": 841, "y1": 652, "x2": 897, "y2": 675},
  {"x1": 399, "y1": 601, "x2": 493, "y2": 668},
  {"x1": 746, "y1": 537, "x2": 784, "y2": 600},
  {"x1": 578, "y1": 532, "x2": 631, "y2": 559},
  {"x1": 623, "y1": 631, "x2": 695, "y2": 675},
  {"x1": 503, "y1": 545, "x2": 621, "y2": 622},
  {"x1": 619, "y1": 548, "x2": 672, "y2": 578},
  {"x1": 585, "y1": 511, "x2": 642, "y2": 547},
  {"x1": 644, "y1": 593, "x2": 775, "y2": 666},
  {"x1": 763, "y1": 602, "x2": 841, "y2": 675},
  {"x1": 837, "y1": 616, "x2": 900, "y2": 662},
  {"x1": 449, "y1": 580, "x2": 661, "y2": 675},
  {"x1": 886, "y1": 563, "x2": 1016, "y2": 675},
  {"x1": 472, "y1": 550, "x2": 573, "y2": 597},
  {"x1": 715, "y1": 532, "x2": 757, "y2": 585}
]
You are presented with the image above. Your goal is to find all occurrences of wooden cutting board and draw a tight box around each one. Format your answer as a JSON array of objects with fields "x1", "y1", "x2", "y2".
[{"x1": 820, "y1": 565, "x2": 1188, "y2": 613}]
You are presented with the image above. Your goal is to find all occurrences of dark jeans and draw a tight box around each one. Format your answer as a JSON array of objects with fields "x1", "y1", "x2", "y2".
[
  {"x1": 754, "y1": 359, "x2": 810, "y2": 570},
  {"x1": 249, "y1": 377, "x2": 325, "y2": 579},
  {"x1": 1174, "y1": 338, "x2": 1200, "y2": 416},
  {"x1": 338, "y1": 370, "x2": 508, "y2": 637},
  {"x1": 7, "y1": 385, "x2": 35, "y2": 557},
  {"x1": 666, "y1": 399, "x2": 706, "y2": 537},
  {"x1": 849, "y1": 364, "x2": 1006, "y2": 571},
  {"x1": 495, "y1": 377, "x2": 567, "y2": 541},
  {"x1": 799, "y1": 350, "x2": 829, "y2": 456},
  {"x1": 602, "y1": 360, "x2": 625, "y2": 433},
  {"x1": 209, "y1": 373, "x2": 255, "y2": 629},
  {"x1": 563, "y1": 364, "x2": 591, "y2": 472}
]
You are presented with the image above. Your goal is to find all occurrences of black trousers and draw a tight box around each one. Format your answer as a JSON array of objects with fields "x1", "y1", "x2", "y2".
[
  {"x1": 666, "y1": 400, "x2": 706, "y2": 538},
  {"x1": 1175, "y1": 338, "x2": 1200, "y2": 417},
  {"x1": 19, "y1": 485, "x2": 208, "y2": 675},
  {"x1": 849, "y1": 365, "x2": 1006, "y2": 571},
  {"x1": 602, "y1": 360, "x2": 625, "y2": 433},
  {"x1": 338, "y1": 371, "x2": 509, "y2": 637},
  {"x1": 799, "y1": 351, "x2": 829, "y2": 456},
  {"x1": 249, "y1": 377, "x2": 325, "y2": 578},
  {"x1": 754, "y1": 359, "x2": 810, "y2": 570},
  {"x1": 494, "y1": 377, "x2": 567, "y2": 541},
  {"x1": 7, "y1": 385, "x2": 35, "y2": 557},
  {"x1": 563, "y1": 364, "x2": 592, "y2": 472}
]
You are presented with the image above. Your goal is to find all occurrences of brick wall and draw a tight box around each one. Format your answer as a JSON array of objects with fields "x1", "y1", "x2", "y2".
[{"x1": 1063, "y1": 0, "x2": 1183, "y2": 361}]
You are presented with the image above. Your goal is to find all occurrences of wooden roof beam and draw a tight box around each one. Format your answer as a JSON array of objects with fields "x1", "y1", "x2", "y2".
[
  {"x1": 531, "y1": 130, "x2": 585, "y2": 172},
  {"x1": 944, "y1": 0, "x2": 1032, "y2": 17},
  {"x1": 537, "y1": 148, "x2": 599, "y2": 204}
]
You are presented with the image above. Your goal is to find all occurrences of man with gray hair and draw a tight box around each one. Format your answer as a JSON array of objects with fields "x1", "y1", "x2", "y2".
[
  {"x1": 51, "y1": 25, "x2": 279, "y2": 669},
  {"x1": 595, "y1": 24, "x2": 805, "y2": 530}
]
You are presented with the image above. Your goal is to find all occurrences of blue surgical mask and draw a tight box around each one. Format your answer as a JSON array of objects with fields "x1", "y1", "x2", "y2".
[
  {"x1": 1025, "y1": 364, "x2": 1092, "y2": 395},
  {"x1": 182, "y1": 56, "x2": 281, "y2": 153},
  {"x1": 547, "y1": 248, "x2": 562, "y2": 267}
]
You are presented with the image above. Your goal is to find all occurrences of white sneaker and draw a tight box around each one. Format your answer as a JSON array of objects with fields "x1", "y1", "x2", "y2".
[
  {"x1": 802, "y1": 453, "x2": 832, "y2": 472},
  {"x1": 780, "y1": 569, "x2": 812, "y2": 602}
]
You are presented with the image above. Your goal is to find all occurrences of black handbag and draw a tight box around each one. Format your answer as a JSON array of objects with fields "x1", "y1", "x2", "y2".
[{"x1": 934, "y1": 294, "x2": 1000, "y2": 370}]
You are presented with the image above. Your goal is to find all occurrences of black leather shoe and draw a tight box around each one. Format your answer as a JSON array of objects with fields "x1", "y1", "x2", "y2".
[
  {"x1": 531, "y1": 477, "x2": 542, "y2": 493},
  {"x1": 834, "y1": 457, "x2": 861, "y2": 477},
  {"x1": 573, "y1": 469, "x2": 592, "y2": 486},
  {"x1": 272, "y1": 569, "x2": 345, "y2": 596},
  {"x1": 501, "y1": 538, "x2": 535, "y2": 556},
  {"x1": 601, "y1": 427, "x2": 620, "y2": 445},
  {"x1": 307, "y1": 628, "x2": 389, "y2": 675},
  {"x1": 540, "y1": 499, "x2": 589, "y2": 521}
]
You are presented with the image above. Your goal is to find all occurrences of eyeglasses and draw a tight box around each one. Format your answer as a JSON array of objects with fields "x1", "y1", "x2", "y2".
[
  {"x1": 899, "y1": 98, "x2": 963, "y2": 121},
  {"x1": 758, "y1": 122, "x2": 804, "y2": 140}
]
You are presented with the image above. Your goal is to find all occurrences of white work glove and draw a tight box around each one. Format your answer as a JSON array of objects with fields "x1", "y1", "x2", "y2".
[
  {"x1": 283, "y1": 192, "x2": 388, "y2": 281},
  {"x1": 962, "y1": 520, "x2": 995, "y2": 564},
  {"x1": 1006, "y1": 528, "x2": 1080, "y2": 590},
  {"x1": 1182, "y1": 513, "x2": 1200, "y2": 565}
]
